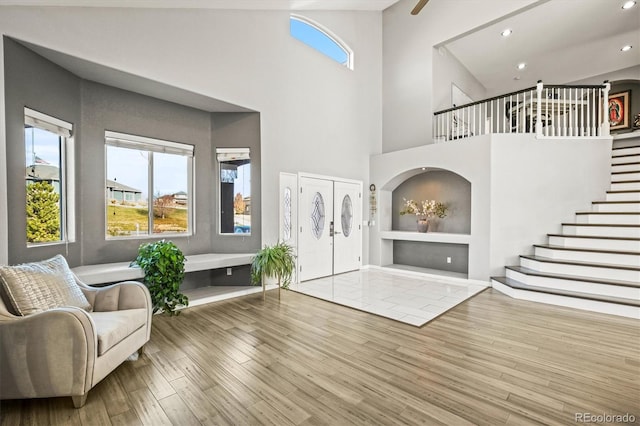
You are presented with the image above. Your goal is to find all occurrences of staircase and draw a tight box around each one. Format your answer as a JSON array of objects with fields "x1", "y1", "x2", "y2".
[{"x1": 491, "y1": 142, "x2": 640, "y2": 319}]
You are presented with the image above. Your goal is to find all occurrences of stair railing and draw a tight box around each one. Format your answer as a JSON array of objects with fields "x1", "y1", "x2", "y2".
[{"x1": 433, "y1": 81, "x2": 611, "y2": 142}]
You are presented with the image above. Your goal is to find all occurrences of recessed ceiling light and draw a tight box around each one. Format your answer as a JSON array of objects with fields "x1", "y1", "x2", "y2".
[
  {"x1": 517, "y1": 62, "x2": 527, "y2": 70},
  {"x1": 501, "y1": 29, "x2": 513, "y2": 37},
  {"x1": 621, "y1": 45, "x2": 633, "y2": 51},
  {"x1": 622, "y1": 1, "x2": 636, "y2": 9}
]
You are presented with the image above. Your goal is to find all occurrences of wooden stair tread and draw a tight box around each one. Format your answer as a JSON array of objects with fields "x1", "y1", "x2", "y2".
[
  {"x1": 520, "y1": 254, "x2": 640, "y2": 271},
  {"x1": 612, "y1": 161, "x2": 640, "y2": 166},
  {"x1": 592, "y1": 200, "x2": 640, "y2": 204},
  {"x1": 612, "y1": 153, "x2": 640, "y2": 159},
  {"x1": 605, "y1": 189, "x2": 640, "y2": 194},
  {"x1": 492, "y1": 276, "x2": 640, "y2": 307},
  {"x1": 548, "y1": 233, "x2": 640, "y2": 241},
  {"x1": 610, "y1": 179, "x2": 640, "y2": 183},
  {"x1": 562, "y1": 222, "x2": 640, "y2": 228},
  {"x1": 612, "y1": 170, "x2": 640, "y2": 175},
  {"x1": 575, "y1": 211, "x2": 639, "y2": 215},
  {"x1": 613, "y1": 144, "x2": 640, "y2": 150},
  {"x1": 533, "y1": 244, "x2": 640, "y2": 256},
  {"x1": 506, "y1": 265, "x2": 640, "y2": 288}
]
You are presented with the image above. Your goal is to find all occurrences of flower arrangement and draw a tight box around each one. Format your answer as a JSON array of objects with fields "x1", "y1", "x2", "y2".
[{"x1": 399, "y1": 198, "x2": 447, "y2": 219}]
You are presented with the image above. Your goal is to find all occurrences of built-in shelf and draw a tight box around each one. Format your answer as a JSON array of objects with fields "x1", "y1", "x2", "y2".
[{"x1": 380, "y1": 230, "x2": 471, "y2": 244}]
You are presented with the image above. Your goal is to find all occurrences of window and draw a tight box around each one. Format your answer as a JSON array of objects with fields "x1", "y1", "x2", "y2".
[
  {"x1": 24, "y1": 108, "x2": 74, "y2": 245},
  {"x1": 217, "y1": 148, "x2": 251, "y2": 234},
  {"x1": 290, "y1": 14, "x2": 354, "y2": 70},
  {"x1": 105, "y1": 131, "x2": 194, "y2": 238}
]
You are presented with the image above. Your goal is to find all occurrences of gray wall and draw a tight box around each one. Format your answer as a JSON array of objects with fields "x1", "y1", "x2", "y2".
[
  {"x1": 393, "y1": 241, "x2": 468, "y2": 274},
  {"x1": 211, "y1": 112, "x2": 261, "y2": 253},
  {"x1": 4, "y1": 39, "x2": 261, "y2": 274},
  {"x1": 4, "y1": 37, "x2": 82, "y2": 265},
  {"x1": 392, "y1": 169, "x2": 471, "y2": 233}
]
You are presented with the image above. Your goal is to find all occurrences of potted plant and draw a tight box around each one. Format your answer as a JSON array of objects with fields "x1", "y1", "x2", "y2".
[
  {"x1": 251, "y1": 241, "x2": 296, "y2": 300},
  {"x1": 399, "y1": 198, "x2": 448, "y2": 232},
  {"x1": 131, "y1": 239, "x2": 188, "y2": 315}
]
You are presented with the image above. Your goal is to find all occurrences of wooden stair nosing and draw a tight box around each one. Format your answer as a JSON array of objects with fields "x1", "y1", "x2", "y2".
[
  {"x1": 548, "y1": 233, "x2": 640, "y2": 242},
  {"x1": 612, "y1": 170, "x2": 640, "y2": 176},
  {"x1": 612, "y1": 153, "x2": 640, "y2": 159},
  {"x1": 575, "y1": 211, "x2": 640, "y2": 215},
  {"x1": 562, "y1": 222, "x2": 640, "y2": 228},
  {"x1": 610, "y1": 179, "x2": 640, "y2": 184},
  {"x1": 606, "y1": 189, "x2": 640, "y2": 194},
  {"x1": 592, "y1": 200, "x2": 640, "y2": 205},
  {"x1": 492, "y1": 276, "x2": 640, "y2": 307},
  {"x1": 612, "y1": 144, "x2": 640, "y2": 150},
  {"x1": 533, "y1": 243, "x2": 640, "y2": 257},
  {"x1": 611, "y1": 161, "x2": 640, "y2": 167},
  {"x1": 506, "y1": 265, "x2": 640, "y2": 288},
  {"x1": 520, "y1": 254, "x2": 640, "y2": 272}
]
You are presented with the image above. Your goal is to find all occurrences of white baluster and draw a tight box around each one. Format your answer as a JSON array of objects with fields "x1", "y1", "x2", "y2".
[{"x1": 602, "y1": 81, "x2": 610, "y2": 137}]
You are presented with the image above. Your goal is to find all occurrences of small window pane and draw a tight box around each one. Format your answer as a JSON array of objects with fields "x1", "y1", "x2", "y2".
[
  {"x1": 218, "y1": 149, "x2": 251, "y2": 235},
  {"x1": 341, "y1": 194, "x2": 353, "y2": 238},
  {"x1": 106, "y1": 146, "x2": 149, "y2": 237},
  {"x1": 25, "y1": 126, "x2": 63, "y2": 244},
  {"x1": 153, "y1": 152, "x2": 188, "y2": 234},
  {"x1": 283, "y1": 187, "x2": 292, "y2": 242},
  {"x1": 311, "y1": 192, "x2": 325, "y2": 240}
]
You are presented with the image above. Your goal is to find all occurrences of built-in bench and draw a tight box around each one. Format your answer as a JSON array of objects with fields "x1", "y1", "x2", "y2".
[
  {"x1": 72, "y1": 253, "x2": 255, "y2": 285},
  {"x1": 72, "y1": 253, "x2": 267, "y2": 308}
]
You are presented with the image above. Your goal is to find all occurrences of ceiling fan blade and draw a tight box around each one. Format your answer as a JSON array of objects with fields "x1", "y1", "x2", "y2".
[{"x1": 411, "y1": 0, "x2": 429, "y2": 15}]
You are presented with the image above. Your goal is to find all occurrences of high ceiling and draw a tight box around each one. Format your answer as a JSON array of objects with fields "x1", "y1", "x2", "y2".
[
  {"x1": 443, "y1": 0, "x2": 640, "y2": 95},
  {"x1": 0, "y1": 0, "x2": 401, "y2": 10}
]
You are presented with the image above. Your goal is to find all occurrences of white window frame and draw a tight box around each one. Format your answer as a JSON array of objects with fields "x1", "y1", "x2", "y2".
[
  {"x1": 105, "y1": 131, "x2": 195, "y2": 239},
  {"x1": 24, "y1": 108, "x2": 75, "y2": 246},
  {"x1": 290, "y1": 14, "x2": 354, "y2": 70}
]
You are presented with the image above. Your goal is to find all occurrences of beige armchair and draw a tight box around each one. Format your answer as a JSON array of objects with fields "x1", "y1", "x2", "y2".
[{"x1": 0, "y1": 258, "x2": 152, "y2": 408}]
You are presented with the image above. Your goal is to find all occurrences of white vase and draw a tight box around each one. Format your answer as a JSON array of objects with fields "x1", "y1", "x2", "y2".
[{"x1": 416, "y1": 219, "x2": 429, "y2": 233}]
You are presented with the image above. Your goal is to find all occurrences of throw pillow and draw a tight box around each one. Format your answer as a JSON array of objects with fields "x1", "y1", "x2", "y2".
[{"x1": 0, "y1": 255, "x2": 92, "y2": 315}]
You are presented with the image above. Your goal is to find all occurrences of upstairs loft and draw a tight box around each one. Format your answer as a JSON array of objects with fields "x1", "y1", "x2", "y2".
[{"x1": 433, "y1": 81, "x2": 615, "y2": 142}]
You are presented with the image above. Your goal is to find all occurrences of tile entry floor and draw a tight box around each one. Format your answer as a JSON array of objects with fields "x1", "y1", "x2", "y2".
[{"x1": 289, "y1": 267, "x2": 489, "y2": 327}]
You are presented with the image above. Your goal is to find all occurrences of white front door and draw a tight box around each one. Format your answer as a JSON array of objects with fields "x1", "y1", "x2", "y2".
[
  {"x1": 298, "y1": 177, "x2": 334, "y2": 281},
  {"x1": 333, "y1": 181, "x2": 361, "y2": 275}
]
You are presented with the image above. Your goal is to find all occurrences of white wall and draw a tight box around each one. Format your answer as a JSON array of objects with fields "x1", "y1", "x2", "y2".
[
  {"x1": 370, "y1": 134, "x2": 611, "y2": 281},
  {"x1": 0, "y1": 6, "x2": 383, "y2": 265},
  {"x1": 432, "y1": 46, "x2": 487, "y2": 112},
  {"x1": 382, "y1": 0, "x2": 538, "y2": 153}
]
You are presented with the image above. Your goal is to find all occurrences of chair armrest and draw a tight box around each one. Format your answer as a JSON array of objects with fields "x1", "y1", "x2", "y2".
[
  {"x1": 77, "y1": 280, "x2": 151, "y2": 312},
  {"x1": 0, "y1": 307, "x2": 96, "y2": 400}
]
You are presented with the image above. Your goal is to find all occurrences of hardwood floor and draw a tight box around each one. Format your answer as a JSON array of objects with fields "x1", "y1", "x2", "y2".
[{"x1": 1, "y1": 288, "x2": 639, "y2": 425}]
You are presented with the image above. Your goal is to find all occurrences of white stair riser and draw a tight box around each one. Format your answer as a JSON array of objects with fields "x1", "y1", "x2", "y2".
[
  {"x1": 505, "y1": 269, "x2": 640, "y2": 299},
  {"x1": 614, "y1": 147, "x2": 640, "y2": 156},
  {"x1": 612, "y1": 163, "x2": 640, "y2": 173},
  {"x1": 562, "y1": 225, "x2": 640, "y2": 238},
  {"x1": 612, "y1": 172, "x2": 640, "y2": 182},
  {"x1": 606, "y1": 191, "x2": 640, "y2": 202},
  {"x1": 575, "y1": 213, "x2": 640, "y2": 225},
  {"x1": 548, "y1": 235, "x2": 640, "y2": 251},
  {"x1": 592, "y1": 203, "x2": 640, "y2": 212},
  {"x1": 612, "y1": 154, "x2": 640, "y2": 165},
  {"x1": 611, "y1": 181, "x2": 640, "y2": 191},
  {"x1": 534, "y1": 246, "x2": 640, "y2": 267},
  {"x1": 520, "y1": 258, "x2": 640, "y2": 281},
  {"x1": 491, "y1": 280, "x2": 640, "y2": 319}
]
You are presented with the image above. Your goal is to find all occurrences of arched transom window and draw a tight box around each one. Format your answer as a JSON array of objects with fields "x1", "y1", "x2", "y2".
[{"x1": 290, "y1": 14, "x2": 354, "y2": 70}]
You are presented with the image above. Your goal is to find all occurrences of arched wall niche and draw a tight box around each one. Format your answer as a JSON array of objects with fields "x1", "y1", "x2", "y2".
[{"x1": 391, "y1": 168, "x2": 471, "y2": 234}]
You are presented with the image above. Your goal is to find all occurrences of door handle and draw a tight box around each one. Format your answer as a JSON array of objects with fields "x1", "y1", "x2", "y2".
[{"x1": 334, "y1": 231, "x2": 341, "y2": 235}]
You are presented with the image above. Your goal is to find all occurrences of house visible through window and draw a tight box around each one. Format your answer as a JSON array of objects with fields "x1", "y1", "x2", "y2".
[
  {"x1": 217, "y1": 148, "x2": 251, "y2": 234},
  {"x1": 24, "y1": 108, "x2": 74, "y2": 245},
  {"x1": 290, "y1": 14, "x2": 353, "y2": 70},
  {"x1": 105, "y1": 131, "x2": 194, "y2": 238}
]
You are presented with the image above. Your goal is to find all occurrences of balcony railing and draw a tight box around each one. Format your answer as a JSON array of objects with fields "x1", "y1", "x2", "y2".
[{"x1": 433, "y1": 81, "x2": 611, "y2": 142}]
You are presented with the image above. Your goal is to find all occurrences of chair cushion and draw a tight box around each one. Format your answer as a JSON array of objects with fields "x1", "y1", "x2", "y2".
[
  {"x1": 0, "y1": 255, "x2": 91, "y2": 316},
  {"x1": 90, "y1": 308, "x2": 148, "y2": 356}
]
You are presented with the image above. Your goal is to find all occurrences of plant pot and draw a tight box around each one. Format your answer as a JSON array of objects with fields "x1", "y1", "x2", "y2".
[{"x1": 417, "y1": 219, "x2": 429, "y2": 233}]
